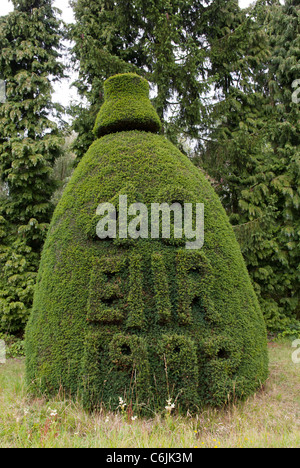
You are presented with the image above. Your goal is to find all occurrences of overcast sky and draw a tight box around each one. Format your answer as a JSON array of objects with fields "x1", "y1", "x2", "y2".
[{"x1": 0, "y1": 0, "x2": 260, "y2": 107}]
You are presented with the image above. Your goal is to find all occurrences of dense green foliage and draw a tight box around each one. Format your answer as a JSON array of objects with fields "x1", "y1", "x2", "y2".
[
  {"x1": 200, "y1": 0, "x2": 300, "y2": 330},
  {"x1": 0, "y1": 332, "x2": 25, "y2": 358},
  {"x1": 0, "y1": 0, "x2": 297, "y2": 372},
  {"x1": 69, "y1": 0, "x2": 259, "y2": 157},
  {"x1": 68, "y1": 0, "x2": 299, "y2": 331},
  {"x1": 267, "y1": 0, "x2": 300, "y2": 325},
  {"x1": 25, "y1": 74, "x2": 268, "y2": 413},
  {"x1": 93, "y1": 74, "x2": 162, "y2": 137},
  {"x1": 0, "y1": 0, "x2": 65, "y2": 333}
]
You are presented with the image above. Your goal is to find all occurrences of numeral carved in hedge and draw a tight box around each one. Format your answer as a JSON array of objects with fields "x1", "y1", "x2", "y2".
[
  {"x1": 109, "y1": 333, "x2": 151, "y2": 400},
  {"x1": 160, "y1": 334, "x2": 199, "y2": 404},
  {"x1": 126, "y1": 254, "x2": 144, "y2": 329},
  {"x1": 81, "y1": 329, "x2": 105, "y2": 409},
  {"x1": 151, "y1": 253, "x2": 172, "y2": 324}
]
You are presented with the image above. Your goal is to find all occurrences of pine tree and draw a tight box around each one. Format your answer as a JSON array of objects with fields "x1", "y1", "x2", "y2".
[
  {"x1": 266, "y1": 0, "x2": 300, "y2": 323},
  {"x1": 235, "y1": 0, "x2": 300, "y2": 327},
  {"x1": 0, "y1": 0, "x2": 65, "y2": 333},
  {"x1": 200, "y1": 0, "x2": 300, "y2": 329}
]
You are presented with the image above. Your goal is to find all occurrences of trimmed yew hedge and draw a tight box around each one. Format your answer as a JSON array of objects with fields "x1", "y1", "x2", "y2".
[
  {"x1": 93, "y1": 73, "x2": 162, "y2": 137},
  {"x1": 25, "y1": 73, "x2": 268, "y2": 413}
]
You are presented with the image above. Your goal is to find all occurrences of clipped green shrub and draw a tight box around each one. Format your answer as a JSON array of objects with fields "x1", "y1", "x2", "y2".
[
  {"x1": 93, "y1": 73, "x2": 162, "y2": 137},
  {"x1": 25, "y1": 73, "x2": 268, "y2": 413}
]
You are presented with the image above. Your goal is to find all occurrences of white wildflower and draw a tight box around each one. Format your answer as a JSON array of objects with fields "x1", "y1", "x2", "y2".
[{"x1": 48, "y1": 408, "x2": 57, "y2": 417}]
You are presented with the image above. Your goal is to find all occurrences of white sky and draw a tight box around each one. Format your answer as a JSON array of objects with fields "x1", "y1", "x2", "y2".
[
  {"x1": 0, "y1": 0, "x2": 253, "y2": 23},
  {"x1": 1, "y1": 0, "x2": 75, "y2": 20},
  {"x1": 0, "y1": 0, "x2": 257, "y2": 19},
  {"x1": 0, "y1": 0, "x2": 264, "y2": 108}
]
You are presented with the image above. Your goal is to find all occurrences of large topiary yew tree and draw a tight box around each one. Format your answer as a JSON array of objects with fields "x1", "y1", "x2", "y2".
[{"x1": 25, "y1": 73, "x2": 268, "y2": 413}]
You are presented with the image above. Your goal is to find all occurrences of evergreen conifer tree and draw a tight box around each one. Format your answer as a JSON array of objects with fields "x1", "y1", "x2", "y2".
[
  {"x1": 0, "y1": 0, "x2": 65, "y2": 332},
  {"x1": 69, "y1": 0, "x2": 256, "y2": 159},
  {"x1": 266, "y1": 0, "x2": 300, "y2": 323}
]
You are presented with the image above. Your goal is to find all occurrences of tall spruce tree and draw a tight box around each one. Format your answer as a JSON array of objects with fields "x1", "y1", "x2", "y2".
[
  {"x1": 0, "y1": 0, "x2": 65, "y2": 333},
  {"x1": 199, "y1": 1, "x2": 279, "y2": 327},
  {"x1": 266, "y1": 0, "x2": 300, "y2": 324},
  {"x1": 69, "y1": 0, "x2": 259, "y2": 160}
]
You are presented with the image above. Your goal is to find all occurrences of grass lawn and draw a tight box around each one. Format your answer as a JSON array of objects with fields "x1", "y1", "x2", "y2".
[{"x1": 0, "y1": 339, "x2": 299, "y2": 448}]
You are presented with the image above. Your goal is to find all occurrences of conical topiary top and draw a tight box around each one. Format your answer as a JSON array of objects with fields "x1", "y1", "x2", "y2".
[{"x1": 93, "y1": 73, "x2": 162, "y2": 137}]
